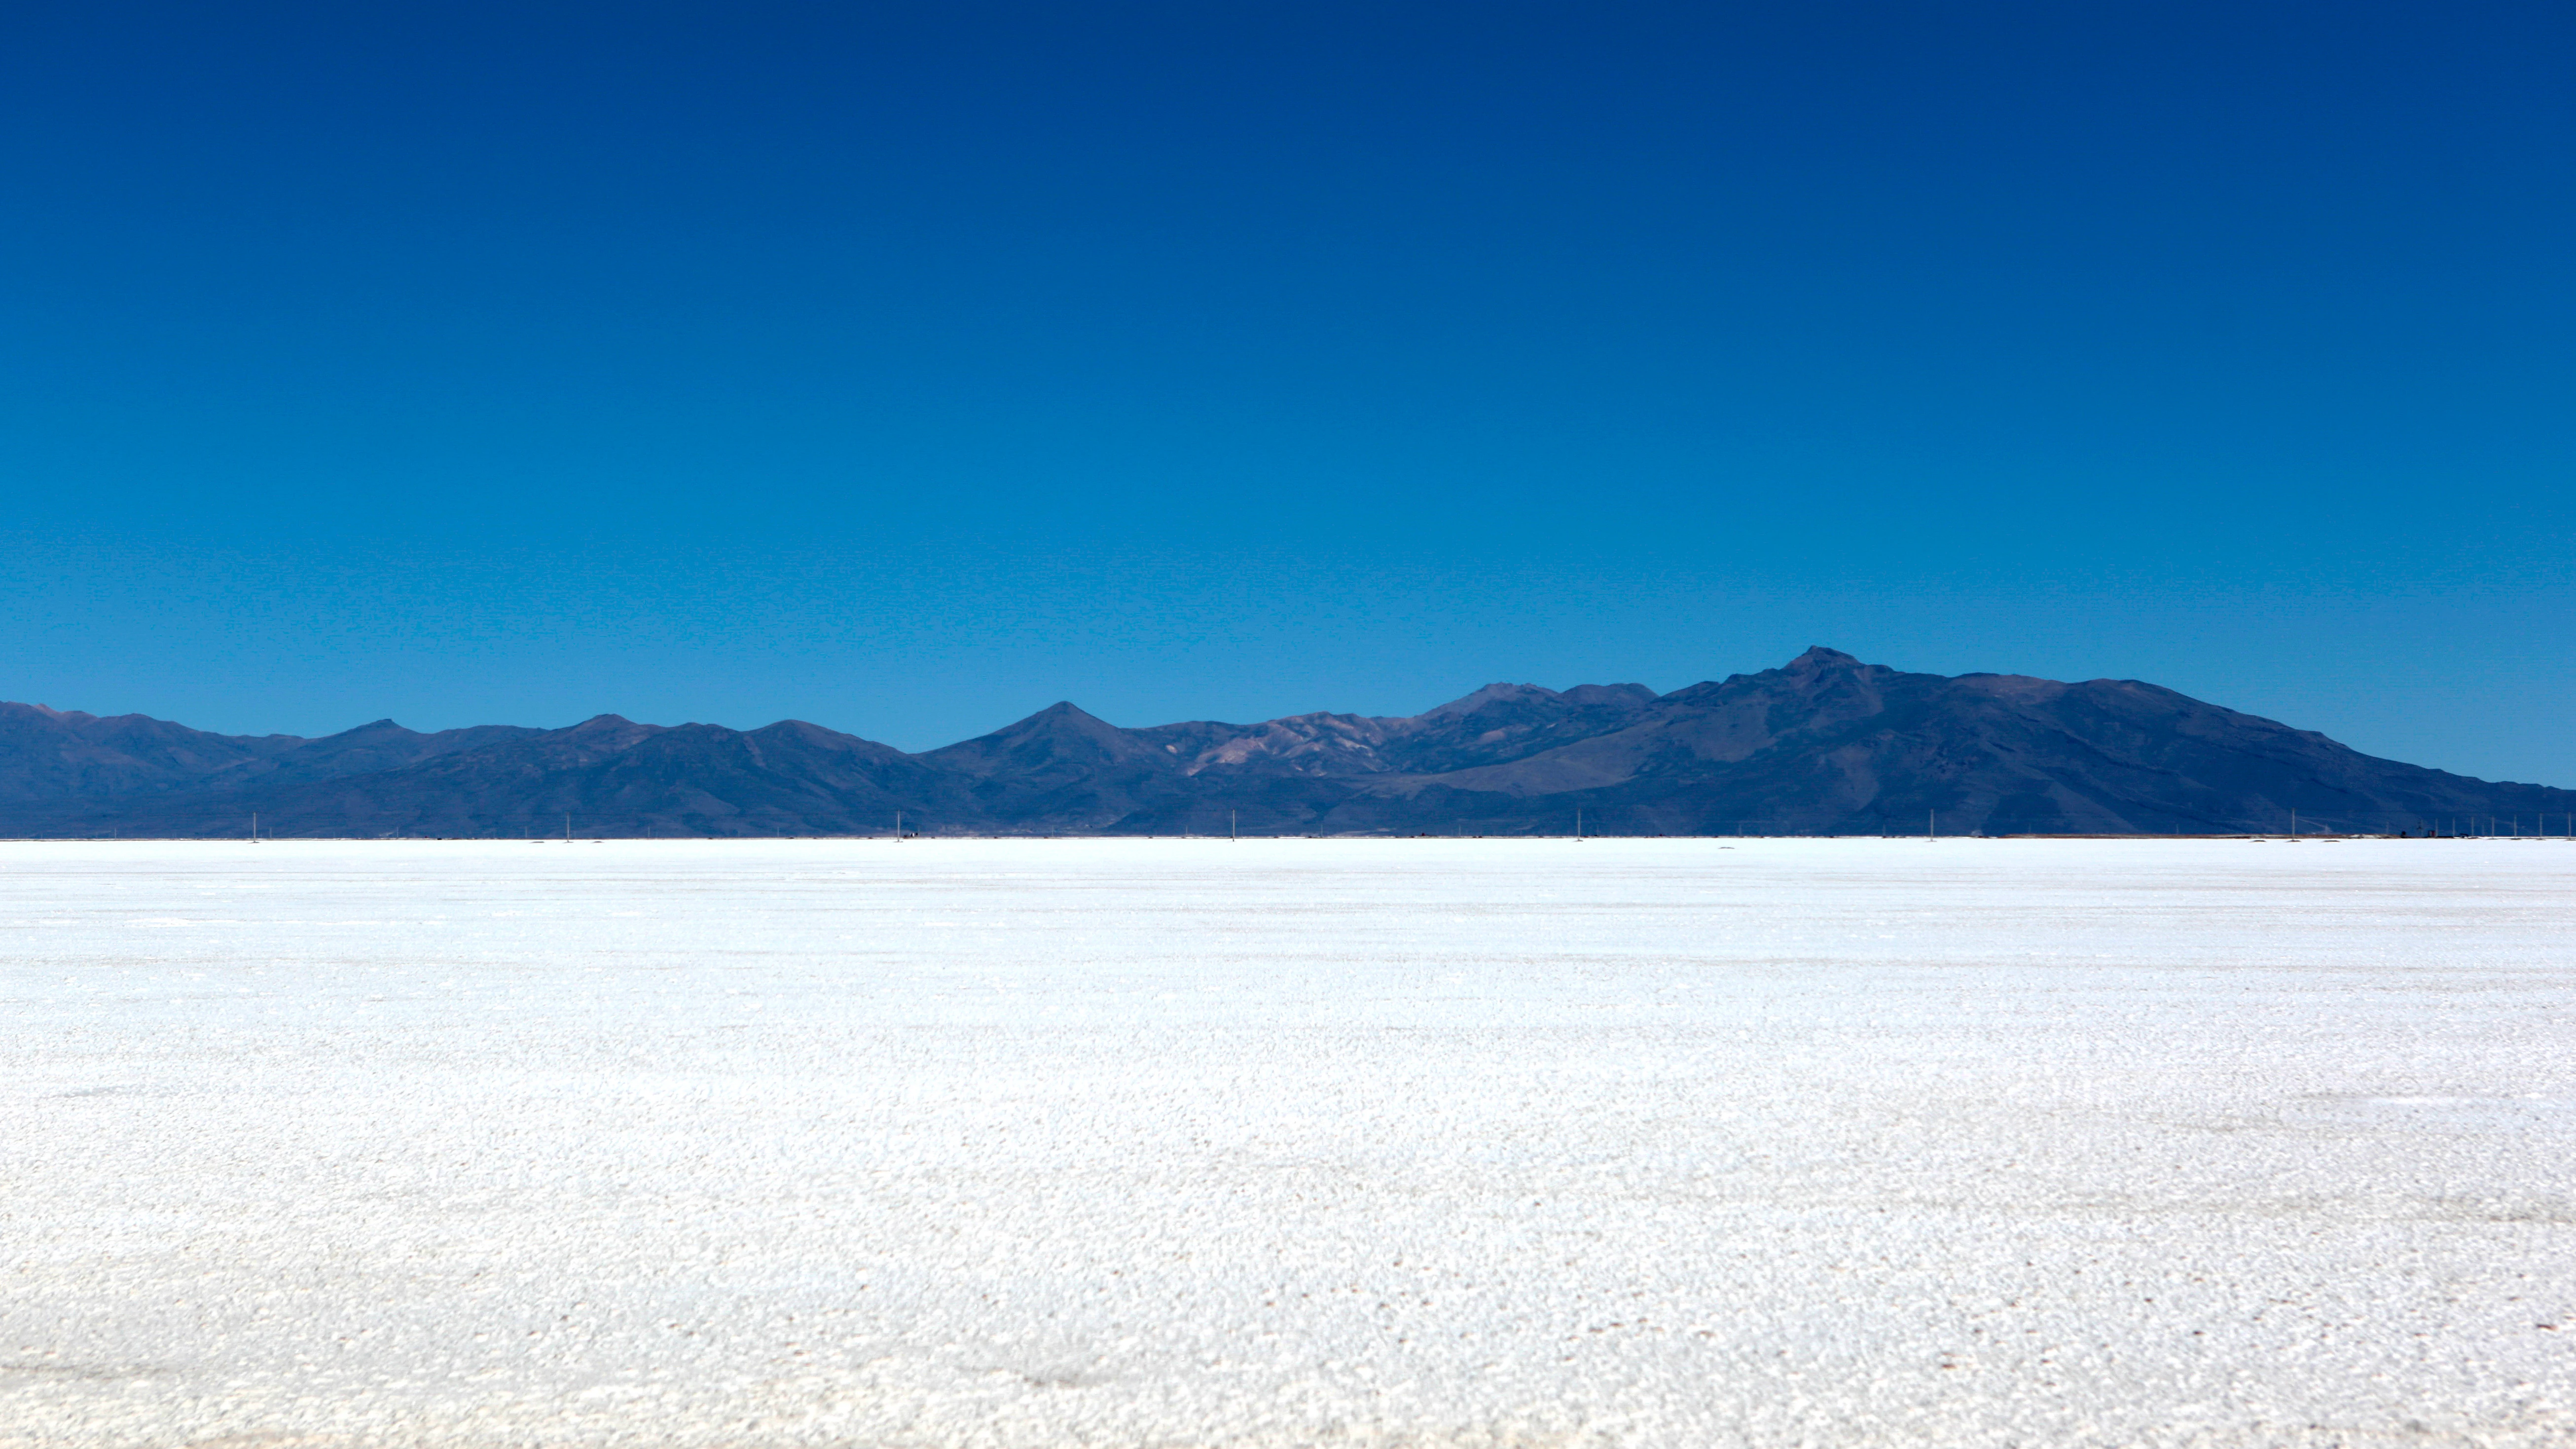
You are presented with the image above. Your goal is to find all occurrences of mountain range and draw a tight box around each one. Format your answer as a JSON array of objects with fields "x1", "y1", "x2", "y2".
[{"x1": 4, "y1": 648, "x2": 2567, "y2": 837}]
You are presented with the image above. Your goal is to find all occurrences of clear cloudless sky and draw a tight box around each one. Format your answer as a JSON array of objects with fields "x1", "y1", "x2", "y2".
[{"x1": 3, "y1": 1, "x2": 2572, "y2": 779}]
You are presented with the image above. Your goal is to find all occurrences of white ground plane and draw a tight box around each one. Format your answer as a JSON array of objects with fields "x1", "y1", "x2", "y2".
[{"x1": 3, "y1": 837, "x2": 2572, "y2": 1447}]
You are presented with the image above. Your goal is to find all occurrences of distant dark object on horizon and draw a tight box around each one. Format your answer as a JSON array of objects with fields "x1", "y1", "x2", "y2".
[{"x1": 2, "y1": 649, "x2": 2568, "y2": 838}]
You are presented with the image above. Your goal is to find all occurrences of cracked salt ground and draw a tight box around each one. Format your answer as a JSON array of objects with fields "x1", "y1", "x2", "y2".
[{"x1": 2, "y1": 837, "x2": 2572, "y2": 1448}]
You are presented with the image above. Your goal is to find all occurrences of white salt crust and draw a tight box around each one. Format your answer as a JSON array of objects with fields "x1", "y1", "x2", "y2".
[{"x1": 2, "y1": 836, "x2": 2572, "y2": 1447}]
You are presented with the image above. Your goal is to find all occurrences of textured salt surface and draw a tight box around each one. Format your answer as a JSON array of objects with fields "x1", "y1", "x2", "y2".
[{"x1": 2, "y1": 837, "x2": 2572, "y2": 1448}]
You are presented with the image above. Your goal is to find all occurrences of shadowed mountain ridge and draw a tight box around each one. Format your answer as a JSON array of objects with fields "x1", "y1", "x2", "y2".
[
  {"x1": 5, "y1": 651, "x2": 2567, "y2": 836},
  {"x1": 0, "y1": 702, "x2": 539, "y2": 805}
]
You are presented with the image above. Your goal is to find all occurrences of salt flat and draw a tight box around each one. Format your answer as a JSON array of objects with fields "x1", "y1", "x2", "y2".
[{"x1": 2, "y1": 837, "x2": 2572, "y2": 1448}]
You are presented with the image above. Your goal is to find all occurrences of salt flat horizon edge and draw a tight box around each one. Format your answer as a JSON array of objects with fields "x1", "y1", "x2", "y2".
[
  {"x1": 3, "y1": 837, "x2": 2571, "y2": 1447},
  {"x1": 11, "y1": 833, "x2": 2513, "y2": 840}
]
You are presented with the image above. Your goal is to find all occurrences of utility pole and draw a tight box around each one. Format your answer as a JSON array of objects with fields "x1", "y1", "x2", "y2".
[
  {"x1": 895, "y1": 811, "x2": 903, "y2": 840},
  {"x1": 2290, "y1": 809, "x2": 2297, "y2": 838},
  {"x1": 1929, "y1": 809, "x2": 1935, "y2": 841},
  {"x1": 251, "y1": 812, "x2": 257, "y2": 842},
  {"x1": 1230, "y1": 810, "x2": 1237, "y2": 841},
  {"x1": 1575, "y1": 807, "x2": 1582, "y2": 840},
  {"x1": 565, "y1": 813, "x2": 572, "y2": 843}
]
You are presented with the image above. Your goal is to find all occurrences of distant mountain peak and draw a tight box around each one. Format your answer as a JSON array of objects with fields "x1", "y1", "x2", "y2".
[
  {"x1": 1786, "y1": 646, "x2": 1863, "y2": 670},
  {"x1": 1424, "y1": 683, "x2": 1559, "y2": 719},
  {"x1": 986, "y1": 702, "x2": 1128, "y2": 739}
]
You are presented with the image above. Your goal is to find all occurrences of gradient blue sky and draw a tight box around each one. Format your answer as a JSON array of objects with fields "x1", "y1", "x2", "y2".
[{"x1": 5, "y1": 1, "x2": 2572, "y2": 779}]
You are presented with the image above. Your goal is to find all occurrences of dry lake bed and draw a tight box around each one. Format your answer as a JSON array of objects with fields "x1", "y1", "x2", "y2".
[{"x1": 3, "y1": 836, "x2": 2572, "y2": 1447}]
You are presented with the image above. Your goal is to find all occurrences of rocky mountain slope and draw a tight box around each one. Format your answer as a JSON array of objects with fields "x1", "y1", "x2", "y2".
[
  {"x1": 5, "y1": 650, "x2": 2567, "y2": 836},
  {"x1": 0, "y1": 703, "x2": 537, "y2": 807}
]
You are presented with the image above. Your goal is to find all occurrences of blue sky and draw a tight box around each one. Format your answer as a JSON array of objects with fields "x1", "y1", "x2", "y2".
[{"x1": 4, "y1": 1, "x2": 2571, "y2": 780}]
